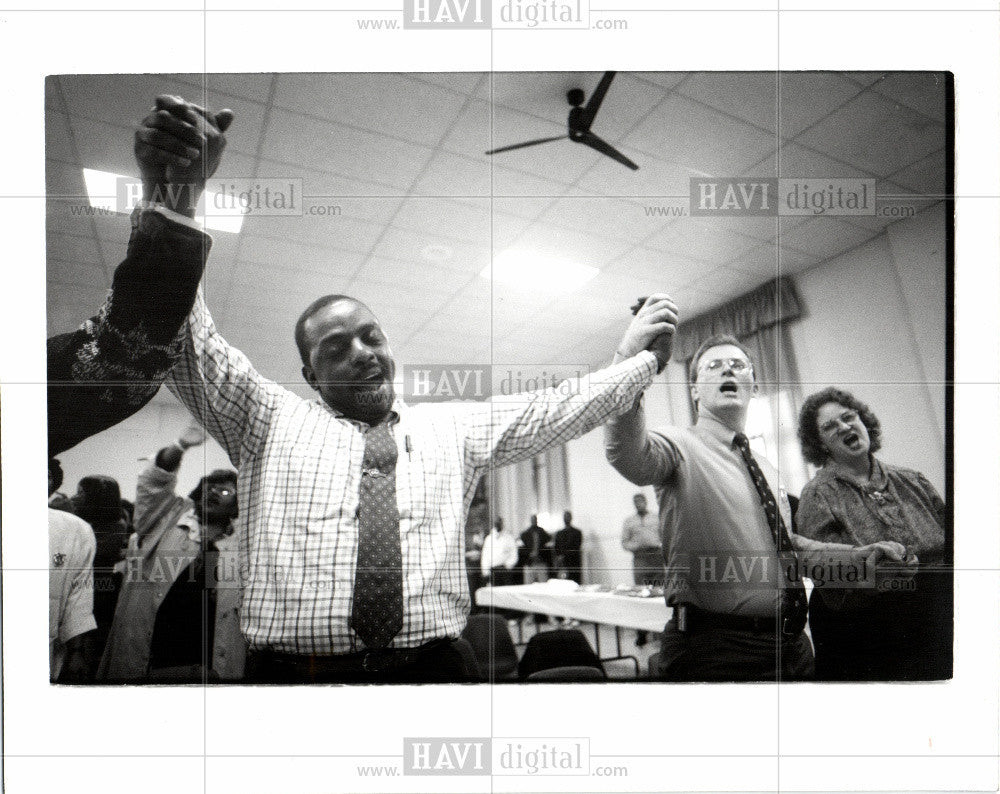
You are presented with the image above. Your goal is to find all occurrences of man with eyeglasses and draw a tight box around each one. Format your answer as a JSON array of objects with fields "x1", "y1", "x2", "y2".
[
  {"x1": 605, "y1": 329, "x2": 902, "y2": 681},
  {"x1": 98, "y1": 424, "x2": 246, "y2": 681}
]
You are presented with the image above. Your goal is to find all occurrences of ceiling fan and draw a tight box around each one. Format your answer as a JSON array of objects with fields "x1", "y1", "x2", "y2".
[{"x1": 485, "y1": 71, "x2": 640, "y2": 171}]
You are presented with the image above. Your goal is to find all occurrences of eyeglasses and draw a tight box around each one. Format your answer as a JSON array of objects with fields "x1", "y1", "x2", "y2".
[
  {"x1": 819, "y1": 410, "x2": 860, "y2": 435},
  {"x1": 699, "y1": 358, "x2": 753, "y2": 375}
]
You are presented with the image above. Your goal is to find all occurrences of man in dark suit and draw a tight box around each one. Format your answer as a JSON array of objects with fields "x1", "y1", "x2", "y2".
[{"x1": 553, "y1": 510, "x2": 584, "y2": 584}]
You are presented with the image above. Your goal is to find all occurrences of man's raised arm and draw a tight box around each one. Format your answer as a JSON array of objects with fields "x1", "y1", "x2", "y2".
[
  {"x1": 604, "y1": 296, "x2": 682, "y2": 486},
  {"x1": 463, "y1": 294, "x2": 679, "y2": 471},
  {"x1": 47, "y1": 97, "x2": 234, "y2": 456}
]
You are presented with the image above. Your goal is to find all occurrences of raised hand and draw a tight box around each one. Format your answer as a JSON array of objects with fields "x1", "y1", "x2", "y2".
[
  {"x1": 134, "y1": 94, "x2": 234, "y2": 216},
  {"x1": 615, "y1": 293, "x2": 679, "y2": 371}
]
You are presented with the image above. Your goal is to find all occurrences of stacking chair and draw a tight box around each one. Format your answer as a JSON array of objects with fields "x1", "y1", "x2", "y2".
[
  {"x1": 526, "y1": 665, "x2": 606, "y2": 682},
  {"x1": 461, "y1": 614, "x2": 519, "y2": 681},
  {"x1": 517, "y1": 628, "x2": 606, "y2": 680}
]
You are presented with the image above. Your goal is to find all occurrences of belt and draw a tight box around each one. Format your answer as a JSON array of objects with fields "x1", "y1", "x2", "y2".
[
  {"x1": 254, "y1": 638, "x2": 452, "y2": 674},
  {"x1": 676, "y1": 604, "x2": 803, "y2": 637}
]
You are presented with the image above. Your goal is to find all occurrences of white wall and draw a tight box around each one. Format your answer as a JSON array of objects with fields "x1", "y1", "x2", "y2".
[
  {"x1": 563, "y1": 204, "x2": 948, "y2": 586},
  {"x1": 564, "y1": 361, "x2": 691, "y2": 587},
  {"x1": 791, "y1": 203, "x2": 946, "y2": 492},
  {"x1": 52, "y1": 394, "x2": 233, "y2": 504}
]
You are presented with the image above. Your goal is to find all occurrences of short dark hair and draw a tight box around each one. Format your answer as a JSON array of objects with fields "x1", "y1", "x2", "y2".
[
  {"x1": 294, "y1": 294, "x2": 369, "y2": 367},
  {"x1": 48, "y1": 458, "x2": 64, "y2": 494},
  {"x1": 188, "y1": 469, "x2": 238, "y2": 504},
  {"x1": 75, "y1": 475, "x2": 123, "y2": 523},
  {"x1": 688, "y1": 334, "x2": 756, "y2": 384},
  {"x1": 797, "y1": 386, "x2": 882, "y2": 467}
]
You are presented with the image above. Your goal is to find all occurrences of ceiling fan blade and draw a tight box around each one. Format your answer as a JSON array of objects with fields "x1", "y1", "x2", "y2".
[
  {"x1": 485, "y1": 135, "x2": 565, "y2": 155},
  {"x1": 578, "y1": 131, "x2": 639, "y2": 170},
  {"x1": 579, "y1": 71, "x2": 616, "y2": 130}
]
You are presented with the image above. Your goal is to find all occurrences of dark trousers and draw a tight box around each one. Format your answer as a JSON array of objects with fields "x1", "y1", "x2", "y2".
[
  {"x1": 809, "y1": 569, "x2": 953, "y2": 681},
  {"x1": 656, "y1": 618, "x2": 815, "y2": 682},
  {"x1": 246, "y1": 639, "x2": 478, "y2": 684}
]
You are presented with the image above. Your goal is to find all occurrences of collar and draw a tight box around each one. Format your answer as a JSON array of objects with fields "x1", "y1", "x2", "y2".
[
  {"x1": 826, "y1": 455, "x2": 886, "y2": 489},
  {"x1": 696, "y1": 413, "x2": 742, "y2": 446},
  {"x1": 318, "y1": 398, "x2": 404, "y2": 429}
]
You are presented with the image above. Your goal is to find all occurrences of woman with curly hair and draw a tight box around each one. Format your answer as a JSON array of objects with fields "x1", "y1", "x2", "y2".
[{"x1": 796, "y1": 387, "x2": 950, "y2": 681}]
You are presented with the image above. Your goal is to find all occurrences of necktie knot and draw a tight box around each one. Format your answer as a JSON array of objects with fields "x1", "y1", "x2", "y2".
[{"x1": 732, "y1": 432, "x2": 750, "y2": 452}]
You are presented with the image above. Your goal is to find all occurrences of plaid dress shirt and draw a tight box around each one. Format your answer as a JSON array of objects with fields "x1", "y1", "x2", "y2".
[{"x1": 167, "y1": 288, "x2": 656, "y2": 654}]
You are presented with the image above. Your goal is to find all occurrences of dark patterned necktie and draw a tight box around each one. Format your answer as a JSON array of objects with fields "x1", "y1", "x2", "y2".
[
  {"x1": 350, "y1": 420, "x2": 403, "y2": 649},
  {"x1": 733, "y1": 433, "x2": 807, "y2": 625}
]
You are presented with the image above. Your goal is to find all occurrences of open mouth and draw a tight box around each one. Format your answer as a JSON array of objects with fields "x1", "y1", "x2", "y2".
[
  {"x1": 842, "y1": 431, "x2": 860, "y2": 446},
  {"x1": 719, "y1": 381, "x2": 738, "y2": 394}
]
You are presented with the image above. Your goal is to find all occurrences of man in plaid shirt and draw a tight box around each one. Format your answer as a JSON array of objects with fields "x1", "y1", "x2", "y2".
[{"x1": 134, "y1": 94, "x2": 679, "y2": 682}]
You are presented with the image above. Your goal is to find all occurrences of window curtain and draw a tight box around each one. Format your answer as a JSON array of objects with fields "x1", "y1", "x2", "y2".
[
  {"x1": 674, "y1": 277, "x2": 811, "y2": 495},
  {"x1": 489, "y1": 445, "x2": 571, "y2": 536}
]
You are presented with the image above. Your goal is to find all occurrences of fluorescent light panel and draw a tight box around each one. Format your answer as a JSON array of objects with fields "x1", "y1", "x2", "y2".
[
  {"x1": 482, "y1": 250, "x2": 599, "y2": 291},
  {"x1": 82, "y1": 168, "x2": 243, "y2": 233}
]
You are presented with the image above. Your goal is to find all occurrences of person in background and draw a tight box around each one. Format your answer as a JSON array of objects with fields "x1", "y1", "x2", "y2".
[
  {"x1": 49, "y1": 480, "x2": 97, "y2": 682},
  {"x1": 481, "y1": 517, "x2": 519, "y2": 587},
  {"x1": 553, "y1": 510, "x2": 583, "y2": 584},
  {"x1": 520, "y1": 514, "x2": 552, "y2": 585},
  {"x1": 620, "y1": 493, "x2": 662, "y2": 647},
  {"x1": 99, "y1": 424, "x2": 244, "y2": 682},
  {"x1": 795, "y1": 387, "x2": 949, "y2": 680},
  {"x1": 47, "y1": 458, "x2": 74, "y2": 513},
  {"x1": 70, "y1": 475, "x2": 128, "y2": 666}
]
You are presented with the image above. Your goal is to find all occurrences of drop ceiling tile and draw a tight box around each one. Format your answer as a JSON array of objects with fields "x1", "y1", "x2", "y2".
[
  {"x1": 244, "y1": 212, "x2": 385, "y2": 256},
  {"x1": 410, "y1": 72, "x2": 485, "y2": 95},
  {"x1": 47, "y1": 288, "x2": 111, "y2": 337},
  {"x1": 842, "y1": 73, "x2": 886, "y2": 88},
  {"x1": 491, "y1": 164, "x2": 574, "y2": 197},
  {"x1": 607, "y1": 245, "x2": 709, "y2": 289},
  {"x1": 46, "y1": 232, "x2": 103, "y2": 267},
  {"x1": 731, "y1": 241, "x2": 814, "y2": 276},
  {"x1": 575, "y1": 153, "x2": 704, "y2": 202},
  {"x1": 538, "y1": 197, "x2": 669, "y2": 244},
  {"x1": 410, "y1": 151, "x2": 492, "y2": 197},
  {"x1": 262, "y1": 109, "x2": 433, "y2": 191},
  {"x1": 778, "y1": 72, "x2": 866, "y2": 137},
  {"x1": 773, "y1": 216, "x2": 878, "y2": 263},
  {"x1": 350, "y1": 256, "x2": 472, "y2": 297},
  {"x1": 47, "y1": 258, "x2": 107, "y2": 289},
  {"x1": 630, "y1": 72, "x2": 690, "y2": 91},
  {"x1": 870, "y1": 72, "x2": 948, "y2": 123},
  {"x1": 887, "y1": 148, "x2": 946, "y2": 198},
  {"x1": 489, "y1": 197, "x2": 551, "y2": 220},
  {"x1": 690, "y1": 266, "x2": 772, "y2": 298},
  {"x1": 59, "y1": 74, "x2": 266, "y2": 158},
  {"x1": 274, "y1": 73, "x2": 468, "y2": 148},
  {"x1": 441, "y1": 99, "x2": 491, "y2": 155},
  {"x1": 796, "y1": 91, "x2": 945, "y2": 177},
  {"x1": 391, "y1": 199, "x2": 492, "y2": 245},
  {"x1": 170, "y1": 73, "x2": 276, "y2": 104},
  {"x1": 770, "y1": 142, "x2": 874, "y2": 179},
  {"x1": 645, "y1": 220, "x2": 763, "y2": 266},
  {"x1": 627, "y1": 93, "x2": 776, "y2": 177},
  {"x1": 508, "y1": 222, "x2": 632, "y2": 269},
  {"x1": 678, "y1": 72, "x2": 777, "y2": 132},
  {"x1": 371, "y1": 226, "x2": 490, "y2": 275},
  {"x1": 46, "y1": 158, "x2": 87, "y2": 197},
  {"x1": 46, "y1": 112, "x2": 77, "y2": 164},
  {"x1": 238, "y1": 232, "x2": 365, "y2": 277},
  {"x1": 45, "y1": 77, "x2": 67, "y2": 114},
  {"x1": 46, "y1": 201, "x2": 98, "y2": 238}
]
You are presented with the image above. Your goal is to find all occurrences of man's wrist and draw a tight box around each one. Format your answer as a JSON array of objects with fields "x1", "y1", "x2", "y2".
[{"x1": 141, "y1": 182, "x2": 203, "y2": 218}]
